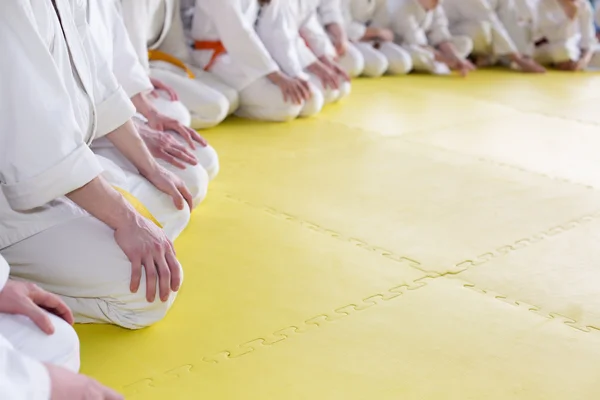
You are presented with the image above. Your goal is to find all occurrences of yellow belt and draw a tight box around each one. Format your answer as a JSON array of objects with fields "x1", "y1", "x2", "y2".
[
  {"x1": 148, "y1": 49, "x2": 196, "y2": 79},
  {"x1": 113, "y1": 186, "x2": 163, "y2": 228}
]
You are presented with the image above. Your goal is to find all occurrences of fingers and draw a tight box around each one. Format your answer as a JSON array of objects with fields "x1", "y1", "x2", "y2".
[
  {"x1": 165, "y1": 248, "x2": 182, "y2": 292},
  {"x1": 189, "y1": 129, "x2": 208, "y2": 147},
  {"x1": 100, "y1": 383, "x2": 125, "y2": 400},
  {"x1": 167, "y1": 87, "x2": 179, "y2": 101},
  {"x1": 166, "y1": 146, "x2": 198, "y2": 166},
  {"x1": 298, "y1": 80, "x2": 312, "y2": 101},
  {"x1": 31, "y1": 288, "x2": 74, "y2": 325},
  {"x1": 166, "y1": 180, "x2": 185, "y2": 210},
  {"x1": 143, "y1": 255, "x2": 158, "y2": 303},
  {"x1": 158, "y1": 151, "x2": 187, "y2": 169},
  {"x1": 23, "y1": 300, "x2": 54, "y2": 335},
  {"x1": 129, "y1": 256, "x2": 143, "y2": 294},
  {"x1": 155, "y1": 253, "x2": 171, "y2": 302},
  {"x1": 178, "y1": 182, "x2": 194, "y2": 211},
  {"x1": 169, "y1": 122, "x2": 196, "y2": 149}
]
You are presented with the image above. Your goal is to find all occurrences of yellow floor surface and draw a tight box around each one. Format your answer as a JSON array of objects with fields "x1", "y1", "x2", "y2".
[{"x1": 76, "y1": 71, "x2": 600, "y2": 399}]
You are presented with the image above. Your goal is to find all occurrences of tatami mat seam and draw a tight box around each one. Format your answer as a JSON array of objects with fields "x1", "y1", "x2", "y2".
[{"x1": 121, "y1": 275, "x2": 436, "y2": 398}]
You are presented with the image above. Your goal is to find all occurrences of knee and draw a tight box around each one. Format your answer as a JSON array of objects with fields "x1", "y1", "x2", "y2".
[
  {"x1": 195, "y1": 144, "x2": 219, "y2": 181},
  {"x1": 386, "y1": 51, "x2": 413, "y2": 75},
  {"x1": 40, "y1": 314, "x2": 81, "y2": 372},
  {"x1": 222, "y1": 87, "x2": 240, "y2": 115},
  {"x1": 337, "y1": 81, "x2": 351, "y2": 99},
  {"x1": 362, "y1": 51, "x2": 389, "y2": 77},
  {"x1": 106, "y1": 267, "x2": 184, "y2": 330},
  {"x1": 176, "y1": 165, "x2": 209, "y2": 207},
  {"x1": 189, "y1": 95, "x2": 229, "y2": 130},
  {"x1": 151, "y1": 97, "x2": 193, "y2": 127},
  {"x1": 299, "y1": 86, "x2": 325, "y2": 117},
  {"x1": 340, "y1": 48, "x2": 365, "y2": 78}
]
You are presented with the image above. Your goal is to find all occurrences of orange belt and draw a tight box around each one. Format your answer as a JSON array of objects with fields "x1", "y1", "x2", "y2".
[
  {"x1": 148, "y1": 49, "x2": 195, "y2": 79},
  {"x1": 193, "y1": 40, "x2": 226, "y2": 71}
]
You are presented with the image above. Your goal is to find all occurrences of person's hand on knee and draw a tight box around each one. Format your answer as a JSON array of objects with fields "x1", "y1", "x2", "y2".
[
  {"x1": 46, "y1": 364, "x2": 123, "y2": 400},
  {"x1": 114, "y1": 211, "x2": 182, "y2": 303},
  {"x1": 0, "y1": 280, "x2": 74, "y2": 335},
  {"x1": 145, "y1": 109, "x2": 207, "y2": 150},
  {"x1": 137, "y1": 122, "x2": 199, "y2": 169},
  {"x1": 307, "y1": 60, "x2": 341, "y2": 89},
  {"x1": 319, "y1": 56, "x2": 351, "y2": 82}
]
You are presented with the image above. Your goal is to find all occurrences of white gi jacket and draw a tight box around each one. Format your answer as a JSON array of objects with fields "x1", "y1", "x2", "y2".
[
  {"x1": 528, "y1": 0, "x2": 597, "y2": 60},
  {"x1": 86, "y1": 0, "x2": 153, "y2": 98},
  {"x1": 0, "y1": 256, "x2": 51, "y2": 400},
  {"x1": 342, "y1": 0, "x2": 390, "y2": 42},
  {"x1": 443, "y1": 0, "x2": 519, "y2": 55},
  {"x1": 318, "y1": 0, "x2": 345, "y2": 26},
  {"x1": 256, "y1": 0, "x2": 321, "y2": 78},
  {"x1": 121, "y1": 0, "x2": 191, "y2": 70},
  {"x1": 596, "y1": 0, "x2": 600, "y2": 27},
  {"x1": 0, "y1": 0, "x2": 135, "y2": 249},
  {"x1": 190, "y1": 0, "x2": 280, "y2": 90},
  {"x1": 388, "y1": 0, "x2": 453, "y2": 47}
]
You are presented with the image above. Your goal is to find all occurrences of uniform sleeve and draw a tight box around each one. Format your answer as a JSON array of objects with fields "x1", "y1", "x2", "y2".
[
  {"x1": 341, "y1": 0, "x2": 368, "y2": 41},
  {"x1": 596, "y1": 0, "x2": 600, "y2": 27},
  {"x1": 256, "y1": 0, "x2": 314, "y2": 78},
  {"x1": 110, "y1": 1, "x2": 154, "y2": 98},
  {"x1": 428, "y1": 7, "x2": 453, "y2": 46},
  {"x1": 0, "y1": 5, "x2": 103, "y2": 211},
  {"x1": 300, "y1": 12, "x2": 337, "y2": 57},
  {"x1": 0, "y1": 334, "x2": 51, "y2": 400},
  {"x1": 120, "y1": 0, "x2": 152, "y2": 71},
  {"x1": 73, "y1": 2, "x2": 136, "y2": 139},
  {"x1": 579, "y1": 1, "x2": 598, "y2": 50},
  {"x1": 200, "y1": 0, "x2": 279, "y2": 78},
  {"x1": 319, "y1": 0, "x2": 344, "y2": 25}
]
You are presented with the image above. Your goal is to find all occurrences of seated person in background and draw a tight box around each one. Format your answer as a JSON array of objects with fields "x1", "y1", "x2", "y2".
[
  {"x1": 0, "y1": 255, "x2": 123, "y2": 399},
  {"x1": 341, "y1": 0, "x2": 414, "y2": 77},
  {"x1": 387, "y1": 0, "x2": 476, "y2": 75},
  {"x1": 258, "y1": 0, "x2": 352, "y2": 106},
  {"x1": 522, "y1": 0, "x2": 600, "y2": 71},
  {"x1": 191, "y1": 0, "x2": 316, "y2": 122},
  {"x1": 1, "y1": 0, "x2": 188, "y2": 330},
  {"x1": 442, "y1": 0, "x2": 546, "y2": 72},
  {"x1": 87, "y1": 0, "x2": 219, "y2": 208},
  {"x1": 120, "y1": 0, "x2": 237, "y2": 129},
  {"x1": 596, "y1": 0, "x2": 600, "y2": 39},
  {"x1": 317, "y1": 0, "x2": 366, "y2": 77}
]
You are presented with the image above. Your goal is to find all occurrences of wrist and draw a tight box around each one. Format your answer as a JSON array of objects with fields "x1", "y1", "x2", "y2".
[{"x1": 131, "y1": 93, "x2": 158, "y2": 121}]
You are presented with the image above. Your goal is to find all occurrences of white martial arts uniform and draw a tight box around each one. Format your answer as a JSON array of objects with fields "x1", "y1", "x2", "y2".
[
  {"x1": 258, "y1": 0, "x2": 352, "y2": 104},
  {"x1": 596, "y1": 0, "x2": 600, "y2": 27},
  {"x1": 519, "y1": 0, "x2": 600, "y2": 67},
  {"x1": 342, "y1": 0, "x2": 413, "y2": 76},
  {"x1": 0, "y1": 0, "x2": 184, "y2": 329},
  {"x1": 0, "y1": 255, "x2": 80, "y2": 399},
  {"x1": 387, "y1": 0, "x2": 474, "y2": 73},
  {"x1": 191, "y1": 0, "x2": 309, "y2": 121},
  {"x1": 443, "y1": 0, "x2": 521, "y2": 60},
  {"x1": 317, "y1": 0, "x2": 366, "y2": 77},
  {"x1": 120, "y1": 0, "x2": 236, "y2": 128},
  {"x1": 86, "y1": 0, "x2": 217, "y2": 204}
]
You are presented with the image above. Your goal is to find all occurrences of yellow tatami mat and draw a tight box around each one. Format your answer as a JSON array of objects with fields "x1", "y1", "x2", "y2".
[{"x1": 76, "y1": 71, "x2": 600, "y2": 399}]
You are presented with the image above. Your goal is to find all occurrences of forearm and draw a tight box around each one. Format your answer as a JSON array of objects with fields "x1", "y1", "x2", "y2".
[
  {"x1": 106, "y1": 119, "x2": 159, "y2": 177},
  {"x1": 579, "y1": 48, "x2": 593, "y2": 64},
  {"x1": 361, "y1": 27, "x2": 383, "y2": 41},
  {"x1": 66, "y1": 176, "x2": 138, "y2": 230},
  {"x1": 437, "y1": 41, "x2": 461, "y2": 63},
  {"x1": 131, "y1": 93, "x2": 159, "y2": 122}
]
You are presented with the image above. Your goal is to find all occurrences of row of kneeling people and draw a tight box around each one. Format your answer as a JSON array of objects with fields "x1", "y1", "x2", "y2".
[{"x1": 1, "y1": 0, "x2": 600, "y2": 398}]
